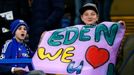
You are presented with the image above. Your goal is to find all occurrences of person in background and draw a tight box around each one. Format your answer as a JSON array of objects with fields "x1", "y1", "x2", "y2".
[
  {"x1": 29, "y1": 0, "x2": 64, "y2": 51},
  {"x1": 64, "y1": 0, "x2": 75, "y2": 26},
  {"x1": 0, "y1": 16, "x2": 12, "y2": 54},
  {"x1": 79, "y1": 3, "x2": 99, "y2": 25},
  {"x1": 0, "y1": 0, "x2": 31, "y2": 24},
  {"x1": 97, "y1": 0, "x2": 114, "y2": 22},
  {"x1": 0, "y1": 19, "x2": 33, "y2": 75},
  {"x1": 60, "y1": 9, "x2": 71, "y2": 28},
  {"x1": 74, "y1": 0, "x2": 95, "y2": 25}
]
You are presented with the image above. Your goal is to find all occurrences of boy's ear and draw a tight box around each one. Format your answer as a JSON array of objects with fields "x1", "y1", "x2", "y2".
[
  {"x1": 80, "y1": 15, "x2": 84, "y2": 22},
  {"x1": 96, "y1": 15, "x2": 99, "y2": 22},
  {"x1": 97, "y1": 15, "x2": 99, "y2": 20}
]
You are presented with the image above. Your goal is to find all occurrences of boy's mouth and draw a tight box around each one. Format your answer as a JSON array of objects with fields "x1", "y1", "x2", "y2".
[{"x1": 21, "y1": 34, "x2": 25, "y2": 37}]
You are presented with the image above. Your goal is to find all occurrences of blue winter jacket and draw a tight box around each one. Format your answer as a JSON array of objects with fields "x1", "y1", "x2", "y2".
[{"x1": 0, "y1": 37, "x2": 33, "y2": 68}]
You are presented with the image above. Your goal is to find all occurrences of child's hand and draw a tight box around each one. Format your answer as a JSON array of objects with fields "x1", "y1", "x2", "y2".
[
  {"x1": 14, "y1": 67, "x2": 27, "y2": 75},
  {"x1": 118, "y1": 20, "x2": 125, "y2": 27}
]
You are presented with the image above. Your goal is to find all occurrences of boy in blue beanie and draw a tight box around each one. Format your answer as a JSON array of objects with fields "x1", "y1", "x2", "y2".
[{"x1": 0, "y1": 19, "x2": 34, "y2": 75}]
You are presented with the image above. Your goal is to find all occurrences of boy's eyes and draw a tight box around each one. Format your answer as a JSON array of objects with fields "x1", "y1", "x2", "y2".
[
  {"x1": 23, "y1": 28, "x2": 27, "y2": 30},
  {"x1": 84, "y1": 13, "x2": 89, "y2": 16},
  {"x1": 91, "y1": 13, "x2": 96, "y2": 16},
  {"x1": 84, "y1": 13, "x2": 96, "y2": 16}
]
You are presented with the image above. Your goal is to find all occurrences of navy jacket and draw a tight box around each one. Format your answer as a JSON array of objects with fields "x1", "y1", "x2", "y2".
[{"x1": 0, "y1": 65, "x2": 12, "y2": 75}]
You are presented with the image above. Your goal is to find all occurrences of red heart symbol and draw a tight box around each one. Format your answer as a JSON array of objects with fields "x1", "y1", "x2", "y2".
[{"x1": 85, "y1": 45, "x2": 109, "y2": 69}]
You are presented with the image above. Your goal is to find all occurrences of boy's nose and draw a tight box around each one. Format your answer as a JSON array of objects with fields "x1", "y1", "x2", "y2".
[{"x1": 88, "y1": 16, "x2": 92, "y2": 19}]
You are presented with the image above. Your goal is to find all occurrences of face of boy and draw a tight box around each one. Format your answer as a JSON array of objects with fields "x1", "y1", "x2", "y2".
[
  {"x1": 81, "y1": 10, "x2": 98, "y2": 25},
  {"x1": 15, "y1": 25, "x2": 27, "y2": 42}
]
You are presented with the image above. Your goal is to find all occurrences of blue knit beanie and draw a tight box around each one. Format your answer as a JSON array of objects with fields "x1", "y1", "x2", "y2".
[{"x1": 10, "y1": 19, "x2": 29, "y2": 35}]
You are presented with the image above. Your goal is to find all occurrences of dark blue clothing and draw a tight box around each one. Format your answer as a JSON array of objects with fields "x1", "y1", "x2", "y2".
[
  {"x1": 0, "y1": 0, "x2": 31, "y2": 53},
  {"x1": 29, "y1": 0, "x2": 64, "y2": 51},
  {"x1": 97, "y1": 0, "x2": 113, "y2": 22},
  {"x1": 0, "y1": 65, "x2": 12, "y2": 75},
  {"x1": 0, "y1": 37, "x2": 33, "y2": 68},
  {"x1": 31, "y1": 0, "x2": 64, "y2": 30}
]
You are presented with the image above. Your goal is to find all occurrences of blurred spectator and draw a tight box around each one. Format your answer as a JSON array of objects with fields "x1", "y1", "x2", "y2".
[
  {"x1": 0, "y1": 16, "x2": 12, "y2": 54},
  {"x1": 28, "y1": 0, "x2": 32, "y2": 7},
  {"x1": 61, "y1": 9, "x2": 71, "y2": 28},
  {"x1": 0, "y1": 0, "x2": 31, "y2": 24},
  {"x1": 29, "y1": 0, "x2": 64, "y2": 51},
  {"x1": 64, "y1": 0, "x2": 75, "y2": 26},
  {"x1": 97, "y1": 0, "x2": 114, "y2": 22},
  {"x1": 61, "y1": 14, "x2": 71, "y2": 28}
]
